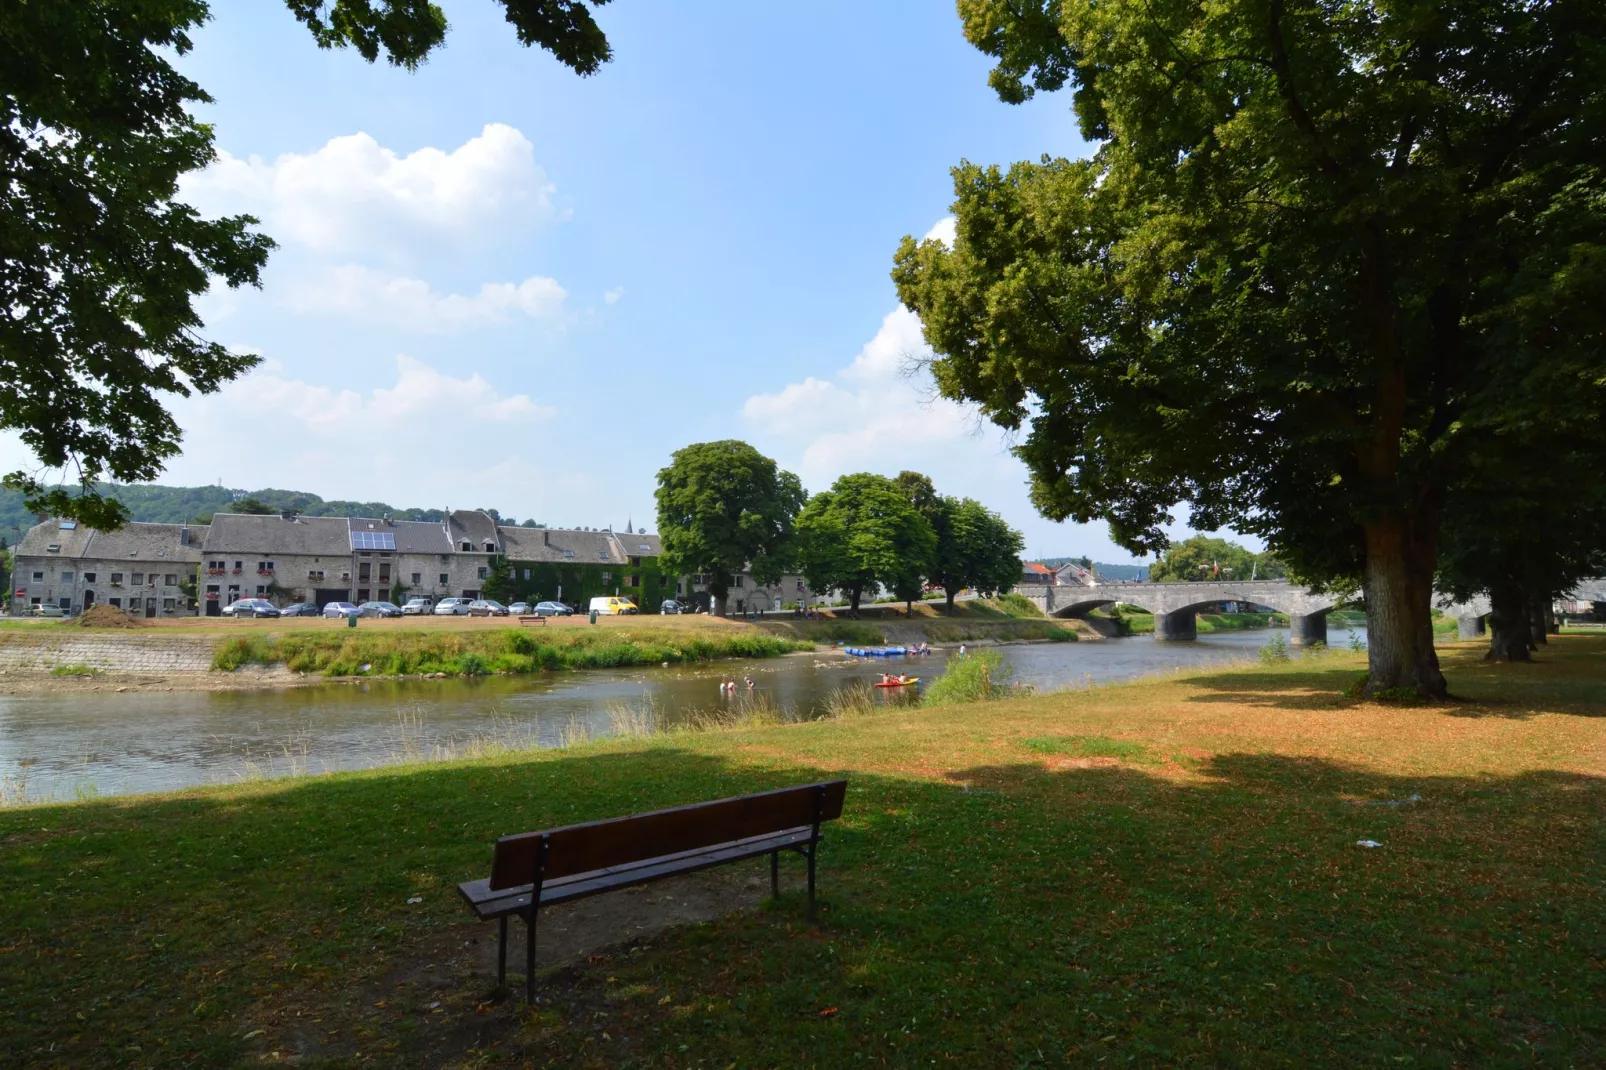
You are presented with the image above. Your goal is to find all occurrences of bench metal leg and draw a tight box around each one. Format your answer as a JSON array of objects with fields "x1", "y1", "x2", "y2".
[
  {"x1": 497, "y1": 915, "x2": 508, "y2": 987},
  {"x1": 525, "y1": 905, "x2": 539, "y2": 1004},
  {"x1": 770, "y1": 850, "x2": 779, "y2": 899},
  {"x1": 806, "y1": 845, "x2": 817, "y2": 921}
]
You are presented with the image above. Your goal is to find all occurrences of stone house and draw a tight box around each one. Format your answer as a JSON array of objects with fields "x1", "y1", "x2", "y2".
[
  {"x1": 495, "y1": 527, "x2": 670, "y2": 609},
  {"x1": 11, "y1": 518, "x2": 206, "y2": 617}
]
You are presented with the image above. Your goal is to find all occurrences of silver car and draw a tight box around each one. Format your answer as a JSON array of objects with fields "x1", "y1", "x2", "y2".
[
  {"x1": 402, "y1": 598, "x2": 433, "y2": 615},
  {"x1": 467, "y1": 599, "x2": 509, "y2": 617},
  {"x1": 433, "y1": 597, "x2": 472, "y2": 616},
  {"x1": 358, "y1": 601, "x2": 403, "y2": 618}
]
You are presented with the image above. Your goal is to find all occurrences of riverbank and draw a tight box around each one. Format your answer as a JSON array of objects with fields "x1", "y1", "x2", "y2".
[{"x1": 3, "y1": 636, "x2": 1601, "y2": 1066}]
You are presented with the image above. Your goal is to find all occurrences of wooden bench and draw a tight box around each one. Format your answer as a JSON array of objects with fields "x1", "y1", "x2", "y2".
[
  {"x1": 517, "y1": 615, "x2": 547, "y2": 626},
  {"x1": 457, "y1": 779, "x2": 848, "y2": 1002}
]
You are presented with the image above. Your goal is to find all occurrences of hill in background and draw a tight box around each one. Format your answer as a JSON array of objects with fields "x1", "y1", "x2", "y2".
[{"x1": 0, "y1": 484, "x2": 545, "y2": 535}]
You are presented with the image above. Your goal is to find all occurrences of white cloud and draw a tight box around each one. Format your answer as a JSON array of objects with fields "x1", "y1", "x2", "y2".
[
  {"x1": 923, "y1": 216, "x2": 957, "y2": 248},
  {"x1": 604, "y1": 287, "x2": 625, "y2": 305},
  {"x1": 742, "y1": 304, "x2": 988, "y2": 487},
  {"x1": 182, "y1": 123, "x2": 554, "y2": 254},
  {"x1": 284, "y1": 266, "x2": 567, "y2": 332}
]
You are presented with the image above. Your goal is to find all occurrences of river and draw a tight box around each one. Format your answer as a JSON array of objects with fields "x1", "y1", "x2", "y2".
[{"x1": 1, "y1": 624, "x2": 1366, "y2": 802}]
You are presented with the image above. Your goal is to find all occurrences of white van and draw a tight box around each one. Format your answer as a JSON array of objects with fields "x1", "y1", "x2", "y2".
[{"x1": 589, "y1": 596, "x2": 638, "y2": 616}]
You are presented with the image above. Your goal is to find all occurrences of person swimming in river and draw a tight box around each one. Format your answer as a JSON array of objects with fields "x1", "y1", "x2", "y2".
[{"x1": 744, "y1": 677, "x2": 756, "y2": 690}]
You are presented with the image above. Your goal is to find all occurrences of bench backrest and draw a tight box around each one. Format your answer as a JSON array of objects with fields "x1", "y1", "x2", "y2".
[{"x1": 489, "y1": 780, "x2": 848, "y2": 890}]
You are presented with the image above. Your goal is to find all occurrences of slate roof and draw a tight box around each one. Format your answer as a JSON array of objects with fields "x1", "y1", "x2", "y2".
[
  {"x1": 446, "y1": 510, "x2": 501, "y2": 553},
  {"x1": 16, "y1": 519, "x2": 206, "y2": 562},
  {"x1": 348, "y1": 517, "x2": 453, "y2": 555},
  {"x1": 202, "y1": 513, "x2": 351, "y2": 556},
  {"x1": 497, "y1": 526, "x2": 653, "y2": 565},
  {"x1": 86, "y1": 523, "x2": 206, "y2": 564}
]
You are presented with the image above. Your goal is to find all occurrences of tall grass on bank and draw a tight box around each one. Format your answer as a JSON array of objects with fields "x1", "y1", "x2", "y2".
[
  {"x1": 212, "y1": 627, "x2": 812, "y2": 676},
  {"x1": 922, "y1": 650, "x2": 1020, "y2": 706}
]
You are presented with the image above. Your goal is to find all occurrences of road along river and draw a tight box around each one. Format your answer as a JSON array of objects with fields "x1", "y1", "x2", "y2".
[{"x1": 2, "y1": 624, "x2": 1365, "y2": 802}]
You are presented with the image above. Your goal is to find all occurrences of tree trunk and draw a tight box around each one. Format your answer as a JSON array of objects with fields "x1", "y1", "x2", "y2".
[
  {"x1": 848, "y1": 585, "x2": 862, "y2": 616},
  {"x1": 1528, "y1": 591, "x2": 1550, "y2": 647},
  {"x1": 944, "y1": 587, "x2": 957, "y2": 614},
  {"x1": 1486, "y1": 581, "x2": 1532, "y2": 662},
  {"x1": 1361, "y1": 518, "x2": 1448, "y2": 697},
  {"x1": 709, "y1": 579, "x2": 728, "y2": 618}
]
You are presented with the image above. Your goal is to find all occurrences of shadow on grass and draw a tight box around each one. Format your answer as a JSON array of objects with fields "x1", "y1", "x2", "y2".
[{"x1": 3, "y1": 740, "x2": 1604, "y2": 1067}]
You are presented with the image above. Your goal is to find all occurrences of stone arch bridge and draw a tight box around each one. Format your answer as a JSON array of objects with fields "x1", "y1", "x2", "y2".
[{"x1": 1013, "y1": 578, "x2": 1606, "y2": 644}]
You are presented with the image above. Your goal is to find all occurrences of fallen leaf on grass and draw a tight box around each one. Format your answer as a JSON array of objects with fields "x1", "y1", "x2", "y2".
[{"x1": 819, "y1": 1007, "x2": 839, "y2": 1018}]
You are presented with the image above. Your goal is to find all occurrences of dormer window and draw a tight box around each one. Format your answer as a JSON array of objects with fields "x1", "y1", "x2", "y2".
[
  {"x1": 46, "y1": 543, "x2": 60, "y2": 553},
  {"x1": 461, "y1": 541, "x2": 472, "y2": 551},
  {"x1": 483, "y1": 542, "x2": 494, "y2": 553}
]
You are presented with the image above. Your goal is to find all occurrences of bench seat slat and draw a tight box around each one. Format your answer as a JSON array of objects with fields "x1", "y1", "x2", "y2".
[{"x1": 457, "y1": 826, "x2": 813, "y2": 919}]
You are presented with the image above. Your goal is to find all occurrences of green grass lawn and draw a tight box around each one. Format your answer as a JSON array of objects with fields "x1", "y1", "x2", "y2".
[{"x1": 3, "y1": 639, "x2": 1604, "y2": 1066}]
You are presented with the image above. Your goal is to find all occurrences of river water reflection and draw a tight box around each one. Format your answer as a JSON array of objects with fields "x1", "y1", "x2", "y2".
[{"x1": 1, "y1": 624, "x2": 1365, "y2": 801}]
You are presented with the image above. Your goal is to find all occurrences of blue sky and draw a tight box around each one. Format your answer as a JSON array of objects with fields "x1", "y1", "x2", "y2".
[{"x1": 8, "y1": 1, "x2": 1238, "y2": 562}]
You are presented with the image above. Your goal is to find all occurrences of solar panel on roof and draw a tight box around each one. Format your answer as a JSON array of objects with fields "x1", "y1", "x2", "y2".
[{"x1": 350, "y1": 530, "x2": 396, "y2": 550}]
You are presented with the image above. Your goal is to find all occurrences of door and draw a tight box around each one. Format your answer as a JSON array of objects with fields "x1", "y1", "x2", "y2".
[
  {"x1": 206, "y1": 584, "x2": 221, "y2": 616},
  {"x1": 83, "y1": 590, "x2": 95, "y2": 607},
  {"x1": 145, "y1": 598, "x2": 157, "y2": 618}
]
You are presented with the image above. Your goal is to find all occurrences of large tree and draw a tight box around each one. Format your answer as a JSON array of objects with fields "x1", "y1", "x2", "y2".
[
  {"x1": 1150, "y1": 536, "x2": 1284, "y2": 583},
  {"x1": 796, "y1": 473, "x2": 937, "y2": 615},
  {"x1": 1, "y1": 1, "x2": 611, "y2": 528},
  {"x1": 935, "y1": 497, "x2": 1024, "y2": 611},
  {"x1": 894, "y1": 0, "x2": 1606, "y2": 697},
  {"x1": 654, "y1": 441, "x2": 805, "y2": 617}
]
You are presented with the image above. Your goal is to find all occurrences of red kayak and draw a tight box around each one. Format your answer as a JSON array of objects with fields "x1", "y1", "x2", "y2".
[{"x1": 874, "y1": 677, "x2": 920, "y2": 688}]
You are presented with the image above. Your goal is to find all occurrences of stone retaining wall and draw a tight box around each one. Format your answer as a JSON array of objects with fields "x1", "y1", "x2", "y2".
[{"x1": 0, "y1": 633, "x2": 216, "y2": 674}]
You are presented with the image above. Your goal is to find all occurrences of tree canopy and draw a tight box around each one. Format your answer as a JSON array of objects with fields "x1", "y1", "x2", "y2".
[
  {"x1": 654, "y1": 441, "x2": 805, "y2": 617},
  {"x1": 1149, "y1": 536, "x2": 1284, "y2": 584},
  {"x1": 1, "y1": 1, "x2": 612, "y2": 529},
  {"x1": 796, "y1": 473, "x2": 938, "y2": 615},
  {"x1": 895, "y1": 0, "x2": 1606, "y2": 696}
]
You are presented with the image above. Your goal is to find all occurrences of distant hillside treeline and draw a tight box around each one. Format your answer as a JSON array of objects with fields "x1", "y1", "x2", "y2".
[
  {"x1": 1038, "y1": 557, "x2": 1150, "y2": 581},
  {"x1": 0, "y1": 485, "x2": 543, "y2": 533}
]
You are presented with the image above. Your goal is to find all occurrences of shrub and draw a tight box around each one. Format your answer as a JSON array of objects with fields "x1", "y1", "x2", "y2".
[
  {"x1": 1258, "y1": 634, "x2": 1290, "y2": 664},
  {"x1": 923, "y1": 650, "x2": 1014, "y2": 706}
]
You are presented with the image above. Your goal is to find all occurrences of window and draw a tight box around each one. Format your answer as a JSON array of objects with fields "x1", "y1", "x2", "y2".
[
  {"x1": 60, "y1": 571, "x2": 74, "y2": 582},
  {"x1": 110, "y1": 572, "x2": 123, "y2": 584},
  {"x1": 234, "y1": 561, "x2": 242, "y2": 570},
  {"x1": 461, "y1": 541, "x2": 472, "y2": 551},
  {"x1": 628, "y1": 574, "x2": 640, "y2": 588},
  {"x1": 358, "y1": 562, "x2": 371, "y2": 581},
  {"x1": 476, "y1": 566, "x2": 488, "y2": 580},
  {"x1": 484, "y1": 542, "x2": 495, "y2": 552},
  {"x1": 308, "y1": 570, "x2": 325, "y2": 581},
  {"x1": 258, "y1": 561, "x2": 274, "y2": 572},
  {"x1": 131, "y1": 572, "x2": 144, "y2": 585},
  {"x1": 629, "y1": 556, "x2": 640, "y2": 566},
  {"x1": 165, "y1": 574, "x2": 177, "y2": 586},
  {"x1": 601, "y1": 571, "x2": 611, "y2": 583},
  {"x1": 411, "y1": 572, "x2": 421, "y2": 585},
  {"x1": 32, "y1": 571, "x2": 43, "y2": 582},
  {"x1": 109, "y1": 598, "x2": 121, "y2": 608},
  {"x1": 735, "y1": 575, "x2": 744, "y2": 588},
  {"x1": 439, "y1": 573, "x2": 449, "y2": 585},
  {"x1": 523, "y1": 569, "x2": 531, "y2": 580},
  {"x1": 255, "y1": 586, "x2": 267, "y2": 597},
  {"x1": 357, "y1": 589, "x2": 370, "y2": 602},
  {"x1": 378, "y1": 563, "x2": 391, "y2": 583},
  {"x1": 563, "y1": 550, "x2": 575, "y2": 558},
  {"x1": 84, "y1": 572, "x2": 96, "y2": 583},
  {"x1": 163, "y1": 598, "x2": 176, "y2": 611},
  {"x1": 598, "y1": 551, "x2": 610, "y2": 560}
]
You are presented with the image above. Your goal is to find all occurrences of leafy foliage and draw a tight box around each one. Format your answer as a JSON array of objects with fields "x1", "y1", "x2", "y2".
[
  {"x1": 1, "y1": 1, "x2": 612, "y2": 528},
  {"x1": 796, "y1": 473, "x2": 937, "y2": 614},
  {"x1": 654, "y1": 441, "x2": 805, "y2": 615},
  {"x1": 896, "y1": 0, "x2": 1606, "y2": 696},
  {"x1": 1149, "y1": 536, "x2": 1284, "y2": 583}
]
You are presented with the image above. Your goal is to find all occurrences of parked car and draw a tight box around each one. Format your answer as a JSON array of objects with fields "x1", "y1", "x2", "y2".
[
  {"x1": 31, "y1": 602, "x2": 65, "y2": 618},
  {"x1": 532, "y1": 600, "x2": 572, "y2": 617},
  {"x1": 660, "y1": 599, "x2": 690, "y2": 615},
  {"x1": 467, "y1": 599, "x2": 509, "y2": 617},
  {"x1": 358, "y1": 601, "x2": 403, "y2": 618},
  {"x1": 322, "y1": 601, "x2": 360, "y2": 618},
  {"x1": 280, "y1": 602, "x2": 320, "y2": 617},
  {"x1": 402, "y1": 597, "x2": 433, "y2": 615},
  {"x1": 433, "y1": 597, "x2": 473, "y2": 616},
  {"x1": 589, "y1": 596, "x2": 639, "y2": 616},
  {"x1": 507, "y1": 601, "x2": 532, "y2": 615},
  {"x1": 223, "y1": 598, "x2": 280, "y2": 618}
]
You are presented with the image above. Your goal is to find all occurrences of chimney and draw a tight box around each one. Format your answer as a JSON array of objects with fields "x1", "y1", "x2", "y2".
[
  {"x1": 36, "y1": 512, "x2": 48, "y2": 525},
  {"x1": 543, "y1": 529, "x2": 550, "y2": 546},
  {"x1": 179, "y1": 526, "x2": 190, "y2": 546}
]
